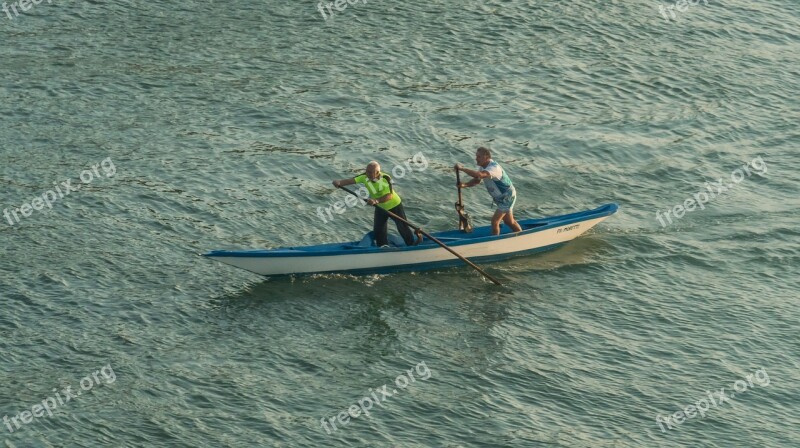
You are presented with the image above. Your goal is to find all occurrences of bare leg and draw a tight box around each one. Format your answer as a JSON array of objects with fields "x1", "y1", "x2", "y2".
[
  {"x1": 491, "y1": 210, "x2": 506, "y2": 235},
  {"x1": 503, "y1": 210, "x2": 522, "y2": 232}
]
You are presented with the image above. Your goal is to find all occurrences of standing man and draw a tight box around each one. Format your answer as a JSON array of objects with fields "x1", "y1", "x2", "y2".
[
  {"x1": 455, "y1": 147, "x2": 522, "y2": 235},
  {"x1": 333, "y1": 161, "x2": 419, "y2": 247}
]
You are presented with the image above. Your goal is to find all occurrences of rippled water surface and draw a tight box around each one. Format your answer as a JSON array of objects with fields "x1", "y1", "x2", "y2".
[{"x1": 2, "y1": 0, "x2": 799, "y2": 446}]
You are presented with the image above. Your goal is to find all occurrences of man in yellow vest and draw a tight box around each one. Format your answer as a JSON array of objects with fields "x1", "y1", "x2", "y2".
[{"x1": 333, "y1": 161, "x2": 418, "y2": 247}]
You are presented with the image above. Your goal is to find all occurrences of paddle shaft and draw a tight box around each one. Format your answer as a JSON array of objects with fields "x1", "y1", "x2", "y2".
[
  {"x1": 456, "y1": 168, "x2": 464, "y2": 207},
  {"x1": 336, "y1": 185, "x2": 502, "y2": 286}
]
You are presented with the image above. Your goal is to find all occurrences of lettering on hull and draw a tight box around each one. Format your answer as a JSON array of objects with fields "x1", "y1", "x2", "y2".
[{"x1": 557, "y1": 224, "x2": 580, "y2": 234}]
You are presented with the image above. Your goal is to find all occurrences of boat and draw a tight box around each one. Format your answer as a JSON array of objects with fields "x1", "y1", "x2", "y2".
[{"x1": 203, "y1": 203, "x2": 618, "y2": 277}]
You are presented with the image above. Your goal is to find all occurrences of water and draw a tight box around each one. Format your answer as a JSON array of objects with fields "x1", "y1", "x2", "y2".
[{"x1": 2, "y1": 0, "x2": 799, "y2": 446}]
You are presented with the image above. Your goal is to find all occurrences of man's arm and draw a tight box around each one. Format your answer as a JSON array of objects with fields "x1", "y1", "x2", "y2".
[
  {"x1": 460, "y1": 178, "x2": 481, "y2": 188},
  {"x1": 375, "y1": 193, "x2": 393, "y2": 203},
  {"x1": 455, "y1": 164, "x2": 490, "y2": 187},
  {"x1": 457, "y1": 176, "x2": 482, "y2": 188},
  {"x1": 332, "y1": 177, "x2": 385, "y2": 205},
  {"x1": 332, "y1": 178, "x2": 356, "y2": 187},
  {"x1": 358, "y1": 192, "x2": 389, "y2": 206}
]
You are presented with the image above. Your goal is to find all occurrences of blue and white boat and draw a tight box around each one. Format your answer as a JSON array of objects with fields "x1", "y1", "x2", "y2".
[{"x1": 203, "y1": 203, "x2": 618, "y2": 277}]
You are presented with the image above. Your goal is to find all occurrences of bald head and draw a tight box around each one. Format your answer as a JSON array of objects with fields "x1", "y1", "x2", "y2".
[{"x1": 366, "y1": 161, "x2": 381, "y2": 180}]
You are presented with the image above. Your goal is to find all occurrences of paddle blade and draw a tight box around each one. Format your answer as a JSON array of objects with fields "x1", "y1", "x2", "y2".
[
  {"x1": 456, "y1": 204, "x2": 473, "y2": 233},
  {"x1": 461, "y1": 213, "x2": 473, "y2": 233}
]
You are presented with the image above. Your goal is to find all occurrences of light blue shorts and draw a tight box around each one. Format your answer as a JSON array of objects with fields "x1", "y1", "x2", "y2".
[{"x1": 495, "y1": 193, "x2": 516, "y2": 213}]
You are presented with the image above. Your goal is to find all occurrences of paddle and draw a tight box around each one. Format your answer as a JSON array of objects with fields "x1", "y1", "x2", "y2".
[
  {"x1": 455, "y1": 167, "x2": 473, "y2": 233},
  {"x1": 336, "y1": 185, "x2": 503, "y2": 286}
]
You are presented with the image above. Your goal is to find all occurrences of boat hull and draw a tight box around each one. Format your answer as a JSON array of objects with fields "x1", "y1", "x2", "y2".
[{"x1": 204, "y1": 203, "x2": 617, "y2": 277}]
